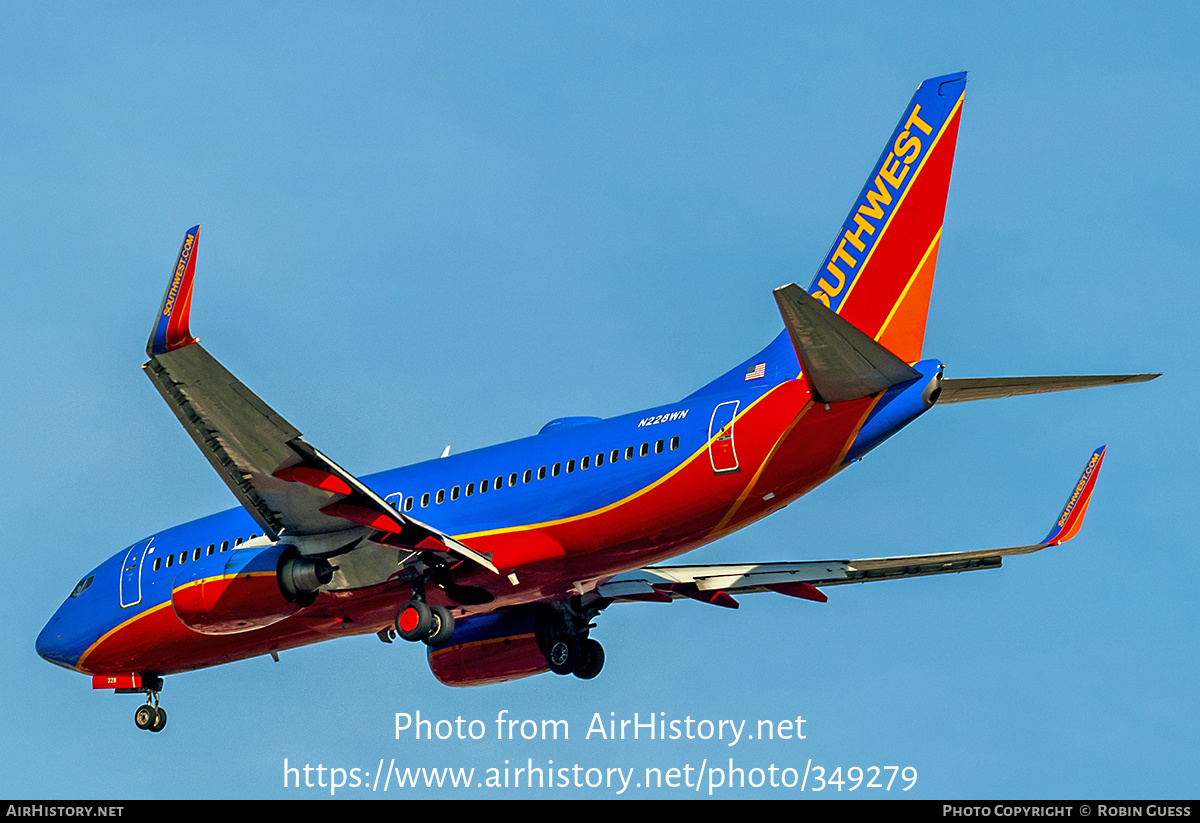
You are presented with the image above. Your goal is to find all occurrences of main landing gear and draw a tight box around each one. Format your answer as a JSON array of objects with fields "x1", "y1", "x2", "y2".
[
  {"x1": 130, "y1": 677, "x2": 167, "y2": 733},
  {"x1": 536, "y1": 599, "x2": 606, "y2": 680},
  {"x1": 395, "y1": 598, "x2": 455, "y2": 647}
]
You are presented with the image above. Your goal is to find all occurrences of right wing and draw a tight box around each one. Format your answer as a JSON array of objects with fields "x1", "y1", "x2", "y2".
[
  {"x1": 599, "y1": 446, "x2": 1106, "y2": 606},
  {"x1": 142, "y1": 227, "x2": 497, "y2": 576}
]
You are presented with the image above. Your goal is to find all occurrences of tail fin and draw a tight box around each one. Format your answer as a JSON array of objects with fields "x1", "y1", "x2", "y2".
[{"x1": 809, "y1": 73, "x2": 966, "y2": 363}]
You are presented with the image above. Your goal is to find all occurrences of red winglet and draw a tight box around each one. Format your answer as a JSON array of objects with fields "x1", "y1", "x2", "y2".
[
  {"x1": 147, "y1": 226, "x2": 201, "y2": 356},
  {"x1": 1042, "y1": 446, "x2": 1106, "y2": 545}
]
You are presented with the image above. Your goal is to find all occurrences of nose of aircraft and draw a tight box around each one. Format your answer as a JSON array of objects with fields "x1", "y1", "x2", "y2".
[{"x1": 36, "y1": 611, "x2": 79, "y2": 670}]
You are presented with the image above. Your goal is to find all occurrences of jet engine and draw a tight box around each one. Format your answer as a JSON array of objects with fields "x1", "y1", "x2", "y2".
[
  {"x1": 426, "y1": 609, "x2": 550, "y2": 686},
  {"x1": 171, "y1": 544, "x2": 332, "y2": 635}
]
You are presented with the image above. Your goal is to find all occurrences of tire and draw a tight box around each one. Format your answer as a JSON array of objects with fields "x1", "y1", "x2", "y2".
[
  {"x1": 149, "y1": 706, "x2": 167, "y2": 732},
  {"x1": 423, "y1": 605, "x2": 455, "y2": 647},
  {"x1": 546, "y1": 635, "x2": 579, "y2": 675},
  {"x1": 395, "y1": 600, "x2": 433, "y2": 642},
  {"x1": 573, "y1": 639, "x2": 604, "y2": 680},
  {"x1": 134, "y1": 704, "x2": 156, "y2": 730}
]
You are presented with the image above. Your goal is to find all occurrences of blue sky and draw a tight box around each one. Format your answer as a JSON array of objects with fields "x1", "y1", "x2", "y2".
[{"x1": 3, "y1": 2, "x2": 1196, "y2": 799}]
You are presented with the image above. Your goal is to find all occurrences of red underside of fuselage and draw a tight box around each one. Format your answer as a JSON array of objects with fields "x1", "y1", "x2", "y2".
[{"x1": 77, "y1": 380, "x2": 876, "y2": 677}]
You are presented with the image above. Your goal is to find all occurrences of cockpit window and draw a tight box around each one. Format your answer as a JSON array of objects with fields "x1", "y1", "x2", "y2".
[{"x1": 69, "y1": 575, "x2": 95, "y2": 598}]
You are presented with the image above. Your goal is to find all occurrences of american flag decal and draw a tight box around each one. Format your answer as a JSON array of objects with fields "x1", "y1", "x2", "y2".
[{"x1": 745, "y1": 362, "x2": 766, "y2": 381}]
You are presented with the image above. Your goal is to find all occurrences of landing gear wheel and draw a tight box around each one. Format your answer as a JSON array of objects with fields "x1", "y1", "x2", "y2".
[
  {"x1": 134, "y1": 704, "x2": 157, "y2": 730},
  {"x1": 395, "y1": 600, "x2": 433, "y2": 642},
  {"x1": 573, "y1": 638, "x2": 604, "y2": 680},
  {"x1": 423, "y1": 605, "x2": 455, "y2": 647},
  {"x1": 547, "y1": 635, "x2": 580, "y2": 675},
  {"x1": 149, "y1": 706, "x2": 167, "y2": 732}
]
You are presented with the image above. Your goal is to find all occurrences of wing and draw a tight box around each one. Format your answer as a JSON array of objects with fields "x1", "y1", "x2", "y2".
[
  {"x1": 142, "y1": 227, "x2": 496, "y2": 575},
  {"x1": 599, "y1": 447, "x2": 1106, "y2": 607}
]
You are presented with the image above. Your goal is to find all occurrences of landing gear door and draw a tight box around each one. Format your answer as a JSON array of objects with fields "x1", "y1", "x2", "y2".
[
  {"x1": 119, "y1": 538, "x2": 152, "y2": 609},
  {"x1": 708, "y1": 401, "x2": 740, "y2": 474}
]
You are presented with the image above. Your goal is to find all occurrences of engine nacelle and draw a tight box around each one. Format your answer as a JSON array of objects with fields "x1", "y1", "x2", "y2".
[
  {"x1": 426, "y1": 608, "x2": 549, "y2": 687},
  {"x1": 171, "y1": 545, "x2": 332, "y2": 635}
]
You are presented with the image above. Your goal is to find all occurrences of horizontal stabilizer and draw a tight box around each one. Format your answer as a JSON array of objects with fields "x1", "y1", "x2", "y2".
[
  {"x1": 937, "y1": 374, "x2": 1159, "y2": 404},
  {"x1": 774, "y1": 283, "x2": 919, "y2": 403}
]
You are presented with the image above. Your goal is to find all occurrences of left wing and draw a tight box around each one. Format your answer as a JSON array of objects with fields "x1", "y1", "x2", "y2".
[
  {"x1": 143, "y1": 226, "x2": 497, "y2": 576},
  {"x1": 600, "y1": 446, "x2": 1106, "y2": 607}
]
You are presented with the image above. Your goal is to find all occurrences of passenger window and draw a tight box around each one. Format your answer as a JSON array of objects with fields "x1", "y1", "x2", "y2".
[
  {"x1": 451, "y1": 486, "x2": 460, "y2": 501},
  {"x1": 567, "y1": 459, "x2": 575, "y2": 473},
  {"x1": 509, "y1": 473, "x2": 518, "y2": 487},
  {"x1": 481, "y1": 479, "x2": 490, "y2": 493},
  {"x1": 193, "y1": 547, "x2": 201, "y2": 561},
  {"x1": 437, "y1": 489, "x2": 445, "y2": 504},
  {"x1": 153, "y1": 558, "x2": 161, "y2": 571},
  {"x1": 640, "y1": 443, "x2": 649, "y2": 456},
  {"x1": 404, "y1": 496, "x2": 414, "y2": 511},
  {"x1": 179, "y1": 551, "x2": 186, "y2": 564},
  {"x1": 207, "y1": 544, "x2": 215, "y2": 556},
  {"x1": 235, "y1": 537, "x2": 243, "y2": 546},
  {"x1": 166, "y1": 554, "x2": 174, "y2": 568},
  {"x1": 670, "y1": 436, "x2": 680, "y2": 450},
  {"x1": 656, "y1": 439, "x2": 664, "y2": 453},
  {"x1": 626, "y1": 446, "x2": 634, "y2": 460},
  {"x1": 552, "y1": 462, "x2": 560, "y2": 477},
  {"x1": 523, "y1": 469, "x2": 532, "y2": 483},
  {"x1": 537, "y1": 466, "x2": 546, "y2": 480},
  {"x1": 466, "y1": 483, "x2": 474, "y2": 497},
  {"x1": 582, "y1": 455, "x2": 590, "y2": 470},
  {"x1": 421, "y1": 493, "x2": 430, "y2": 507},
  {"x1": 221, "y1": 541, "x2": 229, "y2": 552},
  {"x1": 611, "y1": 449, "x2": 619, "y2": 463}
]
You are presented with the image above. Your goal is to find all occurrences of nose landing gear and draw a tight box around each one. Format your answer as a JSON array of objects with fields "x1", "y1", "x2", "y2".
[
  {"x1": 129, "y1": 677, "x2": 167, "y2": 732},
  {"x1": 134, "y1": 701, "x2": 167, "y2": 732}
]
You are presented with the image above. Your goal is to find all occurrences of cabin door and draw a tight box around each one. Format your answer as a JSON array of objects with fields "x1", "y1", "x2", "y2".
[
  {"x1": 119, "y1": 538, "x2": 152, "y2": 609},
  {"x1": 708, "y1": 401, "x2": 740, "y2": 474}
]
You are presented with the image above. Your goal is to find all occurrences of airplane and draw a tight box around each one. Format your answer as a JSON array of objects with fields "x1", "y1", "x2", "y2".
[{"x1": 37, "y1": 72, "x2": 1158, "y2": 732}]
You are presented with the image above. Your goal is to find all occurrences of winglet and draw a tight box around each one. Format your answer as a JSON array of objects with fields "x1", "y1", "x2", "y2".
[
  {"x1": 1042, "y1": 446, "x2": 1106, "y2": 545},
  {"x1": 147, "y1": 226, "x2": 201, "y2": 356}
]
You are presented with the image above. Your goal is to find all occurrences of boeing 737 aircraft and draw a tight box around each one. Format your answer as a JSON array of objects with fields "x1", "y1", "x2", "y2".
[{"x1": 37, "y1": 72, "x2": 1157, "y2": 732}]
